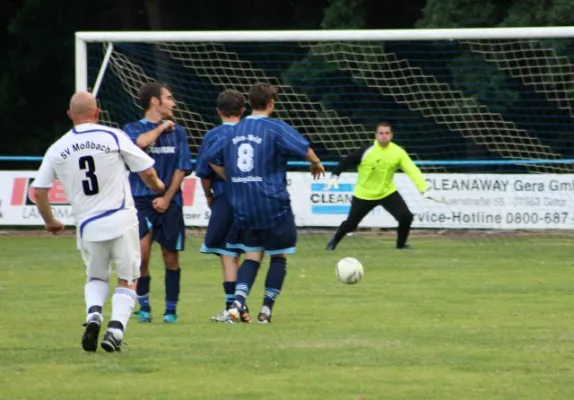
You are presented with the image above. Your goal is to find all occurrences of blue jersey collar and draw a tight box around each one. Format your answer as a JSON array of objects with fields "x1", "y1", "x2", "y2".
[
  {"x1": 139, "y1": 119, "x2": 165, "y2": 124},
  {"x1": 246, "y1": 115, "x2": 267, "y2": 120}
]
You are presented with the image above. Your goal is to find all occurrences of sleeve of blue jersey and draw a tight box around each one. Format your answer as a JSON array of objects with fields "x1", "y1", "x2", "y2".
[
  {"x1": 122, "y1": 122, "x2": 140, "y2": 143},
  {"x1": 276, "y1": 121, "x2": 309, "y2": 159},
  {"x1": 175, "y1": 127, "x2": 193, "y2": 173},
  {"x1": 206, "y1": 137, "x2": 225, "y2": 167},
  {"x1": 194, "y1": 161, "x2": 213, "y2": 179},
  {"x1": 194, "y1": 139, "x2": 213, "y2": 178}
]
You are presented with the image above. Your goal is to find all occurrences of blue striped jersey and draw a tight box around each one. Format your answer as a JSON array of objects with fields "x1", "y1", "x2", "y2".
[
  {"x1": 123, "y1": 119, "x2": 193, "y2": 206},
  {"x1": 195, "y1": 123, "x2": 237, "y2": 199},
  {"x1": 208, "y1": 115, "x2": 309, "y2": 229}
]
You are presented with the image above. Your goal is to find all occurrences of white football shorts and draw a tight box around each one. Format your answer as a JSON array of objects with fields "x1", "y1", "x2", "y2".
[{"x1": 77, "y1": 220, "x2": 141, "y2": 284}]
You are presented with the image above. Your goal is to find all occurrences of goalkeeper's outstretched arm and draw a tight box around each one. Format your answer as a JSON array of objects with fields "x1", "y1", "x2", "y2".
[
  {"x1": 324, "y1": 144, "x2": 371, "y2": 190},
  {"x1": 398, "y1": 150, "x2": 427, "y2": 193},
  {"x1": 398, "y1": 150, "x2": 441, "y2": 202}
]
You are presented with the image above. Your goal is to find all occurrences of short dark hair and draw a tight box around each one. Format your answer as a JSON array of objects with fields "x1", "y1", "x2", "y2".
[
  {"x1": 137, "y1": 82, "x2": 170, "y2": 111},
  {"x1": 376, "y1": 121, "x2": 392, "y2": 130},
  {"x1": 217, "y1": 89, "x2": 245, "y2": 117},
  {"x1": 248, "y1": 83, "x2": 277, "y2": 110}
]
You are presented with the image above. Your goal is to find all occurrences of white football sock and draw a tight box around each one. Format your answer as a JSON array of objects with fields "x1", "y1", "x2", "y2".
[
  {"x1": 108, "y1": 328, "x2": 123, "y2": 341},
  {"x1": 260, "y1": 305, "x2": 271, "y2": 316},
  {"x1": 84, "y1": 279, "x2": 109, "y2": 318},
  {"x1": 111, "y1": 287, "x2": 137, "y2": 332},
  {"x1": 86, "y1": 312, "x2": 103, "y2": 325}
]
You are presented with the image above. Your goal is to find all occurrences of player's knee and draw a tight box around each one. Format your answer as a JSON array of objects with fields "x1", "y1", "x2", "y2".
[
  {"x1": 140, "y1": 232, "x2": 153, "y2": 249},
  {"x1": 140, "y1": 241, "x2": 152, "y2": 270},
  {"x1": 117, "y1": 278, "x2": 137, "y2": 291},
  {"x1": 245, "y1": 252, "x2": 264, "y2": 263},
  {"x1": 88, "y1": 271, "x2": 111, "y2": 283},
  {"x1": 398, "y1": 211, "x2": 414, "y2": 224},
  {"x1": 162, "y1": 248, "x2": 179, "y2": 269},
  {"x1": 221, "y1": 254, "x2": 239, "y2": 268},
  {"x1": 270, "y1": 255, "x2": 287, "y2": 263},
  {"x1": 87, "y1": 276, "x2": 109, "y2": 283},
  {"x1": 221, "y1": 255, "x2": 239, "y2": 281}
]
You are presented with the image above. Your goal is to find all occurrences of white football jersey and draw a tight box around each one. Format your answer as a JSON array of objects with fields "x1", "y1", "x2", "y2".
[{"x1": 32, "y1": 123, "x2": 155, "y2": 241}]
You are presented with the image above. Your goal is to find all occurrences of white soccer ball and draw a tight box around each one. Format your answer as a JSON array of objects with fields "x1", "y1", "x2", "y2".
[{"x1": 335, "y1": 257, "x2": 364, "y2": 285}]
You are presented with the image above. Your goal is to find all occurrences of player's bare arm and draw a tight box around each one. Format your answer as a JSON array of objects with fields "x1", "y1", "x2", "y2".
[
  {"x1": 209, "y1": 163, "x2": 226, "y2": 180},
  {"x1": 135, "y1": 120, "x2": 175, "y2": 149},
  {"x1": 306, "y1": 148, "x2": 325, "y2": 179},
  {"x1": 138, "y1": 167, "x2": 166, "y2": 194},
  {"x1": 33, "y1": 188, "x2": 65, "y2": 234},
  {"x1": 153, "y1": 169, "x2": 185, "y2": 213},
  {"x1": 200, "y1": 177, "x2": 214, "y2": 208}
]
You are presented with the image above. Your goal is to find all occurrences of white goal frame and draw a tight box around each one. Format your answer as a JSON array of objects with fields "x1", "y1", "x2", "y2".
[
  {"x1": 73, "y1": 27, "x2": 574, "y2": 231},
  {"x1": 75, "y1": 27, "x2": 574, "y2": 94}
]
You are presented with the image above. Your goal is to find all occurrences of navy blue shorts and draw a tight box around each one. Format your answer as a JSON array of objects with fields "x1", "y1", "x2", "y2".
[
  {"x1": 201, "y1": 196, "x2": 239, "y2": 257},
  {"x1": 134, "y1": 196, "x2": 185, "y2": 251},
  {"x1": 226, "y1": 211, "x2": 297, "y2": 256}
]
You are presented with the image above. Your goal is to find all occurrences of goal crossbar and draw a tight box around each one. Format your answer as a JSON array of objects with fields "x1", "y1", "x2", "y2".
[
  {"x1": 75, "y1": 27, "x2": 574, "y2": 91},
  {"x1": 76, "y1": 27, "x2": 574, "y2": 43}
]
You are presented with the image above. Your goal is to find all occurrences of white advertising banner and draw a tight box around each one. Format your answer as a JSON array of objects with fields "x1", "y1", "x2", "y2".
[
  {"x1": 1, "y1": 171, "x2": 574, "y2": 229},
  {"x1": 293, "y1": 172, "x2": 574, "y2": 229}
]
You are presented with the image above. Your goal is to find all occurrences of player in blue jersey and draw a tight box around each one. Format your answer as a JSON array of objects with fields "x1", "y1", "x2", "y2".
[
  {"x1": 195, "y1": 89, "x2": 252, "y2": 323},
  {"x1": 123, "y1": 83, "x2": 193, "y2": 324},
  {"x1": 207, "y1": 83, "x2": 325, "y2": 323}
]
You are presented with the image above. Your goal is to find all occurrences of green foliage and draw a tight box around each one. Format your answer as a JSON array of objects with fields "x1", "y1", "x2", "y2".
[
  {"x1": 449, "y1": 52, "x2": 520, "y2": 113},
  {"x1": 282, "y1": 42, "x2": 385, "y2": 128},
  {"x1": 415, "y1": 0, "x2": 574, "y2": 124},
  {"x1": 285, "y1": 0, "x2": 368, "y2": 126},
  {"x1": 0, "y1": 0, "x2": 329, "y2": 156},
  {"x1": 282, "y1": 54, "x2": 340, "y2": 100},
  {"x1": 499, "y1": 0, "x2": 574, "y2": 55},
  {"x1": 416, "y1": 0, "x2": 509, "y2": 28},
  {"x1": 321, "y1": 0, "x2": 365, "y2": 29},
  {"x1": 6, "y1": 0, "x2": 574, "y2": 159},
  {"x1": 418, "y1": 0, "x2": 574, "y2": 30},
  {"x1": 500, "y1": 0, "x2": 574, "y2": 27},
  {"x1": 0, "y1": 0, "x2": 78, "y2": 154}
]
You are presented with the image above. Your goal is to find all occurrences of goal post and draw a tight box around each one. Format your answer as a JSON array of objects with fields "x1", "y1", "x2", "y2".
[{"x1": 74, "y1": 27, "x2": 574, "y2": 235}]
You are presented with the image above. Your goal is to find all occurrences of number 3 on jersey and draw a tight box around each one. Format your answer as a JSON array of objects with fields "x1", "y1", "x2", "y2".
[
  {"x1": 237, "y1": 143, "x2": 254, "y2": 172},
  {"x1": 79, "y1": 155, "x2": 99, "y2": 195}
]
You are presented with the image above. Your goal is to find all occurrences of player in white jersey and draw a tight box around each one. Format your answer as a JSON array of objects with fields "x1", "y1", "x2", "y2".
[{"x1": 32, "y1": 91, "x2": 165, "y2": 353}]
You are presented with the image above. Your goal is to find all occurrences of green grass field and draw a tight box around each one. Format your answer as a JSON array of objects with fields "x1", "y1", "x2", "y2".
[{"x1": 1, "y1": 233, "x2": 574, "y2": 400}]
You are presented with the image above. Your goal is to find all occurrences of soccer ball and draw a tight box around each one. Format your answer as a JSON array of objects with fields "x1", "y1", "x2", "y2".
[{"x1": 335, "y1": 257, "x2": 364, "y2": 285}]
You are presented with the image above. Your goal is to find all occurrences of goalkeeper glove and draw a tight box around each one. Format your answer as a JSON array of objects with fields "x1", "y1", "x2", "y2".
[
  {"x1": 323, "y1": 175, "x2": 339, "y2": 191},
  {"x1": 422, "y1": 188, "x2": 442, "y2": 203}
]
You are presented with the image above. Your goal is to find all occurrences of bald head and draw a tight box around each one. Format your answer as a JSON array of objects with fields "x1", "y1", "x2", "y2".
[{"x1": 68, "y1": 91, "x2": 99, "y2": 124}]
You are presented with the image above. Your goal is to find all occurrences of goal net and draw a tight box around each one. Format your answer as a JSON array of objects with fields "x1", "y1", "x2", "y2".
[{"x1": 77, "y1": 29, "x2": 574, "y2": 246}]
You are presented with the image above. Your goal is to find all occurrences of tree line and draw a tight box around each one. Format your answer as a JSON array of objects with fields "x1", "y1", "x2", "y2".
[{"x1": 2, "y1": 0, "x2": 574, "y2": 163}]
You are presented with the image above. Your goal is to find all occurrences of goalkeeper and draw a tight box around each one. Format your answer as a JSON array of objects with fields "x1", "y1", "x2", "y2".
[{"x1": 324, "y1": 122, "x2": 437, "y2": 250}]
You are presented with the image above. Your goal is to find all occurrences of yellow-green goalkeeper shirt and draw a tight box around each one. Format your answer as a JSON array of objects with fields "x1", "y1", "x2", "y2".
[{"x1": 331, "y1": 140, "x2": 428, "y2": 200}]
